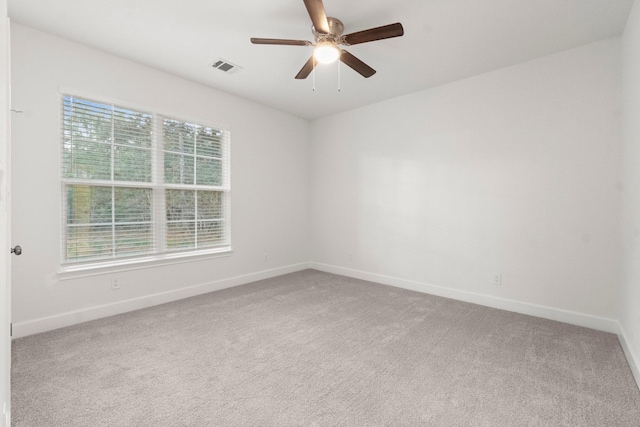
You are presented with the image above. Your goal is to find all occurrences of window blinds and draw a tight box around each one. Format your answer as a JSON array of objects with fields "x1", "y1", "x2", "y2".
[{"x1": 61, "y1": 95, "x2": 230, "y2": 264}]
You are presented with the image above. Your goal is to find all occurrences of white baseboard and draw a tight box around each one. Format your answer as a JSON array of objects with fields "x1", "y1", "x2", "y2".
[
  {"x1": 618, "y1": 323, "x2": 640, "y2": 391},
  {"x1": 12, "y1": 263, "x2": 310, "y2": 339},
  {"x1": 309, "y1": 262, "x2": 620, "y2": 334}
]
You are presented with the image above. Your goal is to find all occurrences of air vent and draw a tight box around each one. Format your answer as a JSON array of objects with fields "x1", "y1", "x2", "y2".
[{"x1": 211, "y1": 59, "x2": 242, "y2": 74}]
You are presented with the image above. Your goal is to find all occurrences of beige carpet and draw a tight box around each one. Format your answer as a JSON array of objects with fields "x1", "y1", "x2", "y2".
[{"x1": 11, "y1": 269, "x2": 640, "y2": 426}]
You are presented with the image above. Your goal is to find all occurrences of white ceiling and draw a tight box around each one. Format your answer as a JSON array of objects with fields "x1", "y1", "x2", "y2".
[{"x1": 8, "y1": 0, "x2": 635, "y2": 120}]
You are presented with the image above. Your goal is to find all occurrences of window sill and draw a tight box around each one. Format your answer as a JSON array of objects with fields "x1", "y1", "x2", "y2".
[{"x1": 58, "y1": 247, "x2": 233, "y2": 280}]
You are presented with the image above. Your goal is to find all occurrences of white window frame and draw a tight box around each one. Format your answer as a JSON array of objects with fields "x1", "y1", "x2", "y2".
[{"x1": 58, "y1": 94, "x2": 232, "y2": 279}]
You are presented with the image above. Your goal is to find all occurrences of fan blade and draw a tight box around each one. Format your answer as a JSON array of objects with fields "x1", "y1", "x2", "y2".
[
  {"x1": 343, "y1": 22, "x2": 404, "y2": 45},
  {"x1": 340, "y1": 50, "x2": 376, "y2": 78},
  {"x1": 303, "y1": 0, "x2": 330, "y2": 34},
  {"x1": 251, "y1": 38, "x2": 311, "y2": 46},
  {"x1": 295, "y1": 57, "x2": 317, "y2": 79},
  {"x1": 296, "y1": 56, "x2": 316, "y2": 80}
]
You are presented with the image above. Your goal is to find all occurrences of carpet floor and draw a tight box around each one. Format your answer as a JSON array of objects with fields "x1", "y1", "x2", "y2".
[{"x1": 11, "y1": 269, "x2": 640, "y2": 426}]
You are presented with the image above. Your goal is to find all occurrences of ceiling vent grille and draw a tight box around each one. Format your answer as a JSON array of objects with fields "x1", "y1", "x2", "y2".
[{"x1": 211, "y1": 59, "x2": 242, "y2": 74}]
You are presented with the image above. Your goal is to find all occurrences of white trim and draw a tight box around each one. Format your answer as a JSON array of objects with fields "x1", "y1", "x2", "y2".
[
  {"x1": 14, "y1": 262, "x2": 309, "y2": 338},
  {"x1": 309, "y1": 262, "x2": 620, "y2": 334},
  {"x1": 618, "y1": 323, "x2": 640, "y2": 391},
  {"x1": 58, "y1": 248, "x2": 233, "y2": 280}
]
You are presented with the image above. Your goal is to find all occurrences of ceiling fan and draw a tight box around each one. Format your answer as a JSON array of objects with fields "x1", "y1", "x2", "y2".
[{"x1": 250, "y1": 0, "x2": 404, "y2": 79}]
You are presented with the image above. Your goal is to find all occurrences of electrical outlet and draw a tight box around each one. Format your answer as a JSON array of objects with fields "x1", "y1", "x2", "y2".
[
  {"x1": 111, "y1": 278, "x2": 121, "y2": 290},
  {"x1": 493, "y1": 273, "x2": 502, "y2": 286},
  {"x1": 263, "y1": 253, "x2": 268, "y2": 262}
]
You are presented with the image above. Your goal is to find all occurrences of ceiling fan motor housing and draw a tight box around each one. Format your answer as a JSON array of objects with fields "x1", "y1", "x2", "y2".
[{"x1": 313, "y1": 17, "x2": 344, "y2": 44}]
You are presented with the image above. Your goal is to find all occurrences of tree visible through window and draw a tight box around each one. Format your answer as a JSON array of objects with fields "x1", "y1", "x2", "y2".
[{"x1": 61, "y1": 95, "x2": 230, "y2": 264}]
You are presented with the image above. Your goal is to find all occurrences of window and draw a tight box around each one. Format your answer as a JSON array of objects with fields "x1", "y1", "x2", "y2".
[{"x1": 61, "y1": 95, "x2": 230, "y2": 268}]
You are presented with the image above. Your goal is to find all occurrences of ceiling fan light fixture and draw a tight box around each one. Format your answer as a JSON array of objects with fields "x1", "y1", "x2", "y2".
[
  {"x1": 250, "y1": 1, "x2": 404, "y2": 79},
  {"x1": 313, "y1": 41, "x2": 340, "y2": 64}
]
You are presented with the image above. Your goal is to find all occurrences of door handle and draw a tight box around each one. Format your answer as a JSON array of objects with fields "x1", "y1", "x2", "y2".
[{"x1": 11, "y1": 245, "x2": 22, "y2": 255}]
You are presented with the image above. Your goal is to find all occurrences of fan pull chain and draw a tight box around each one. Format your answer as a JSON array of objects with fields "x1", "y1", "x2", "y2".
[
  {"x1": 312, "y1": 56, "x2": 316, "y2": 92},
  {"x1": 338, "y1": 57, "x2": 341, "y2": 92}
]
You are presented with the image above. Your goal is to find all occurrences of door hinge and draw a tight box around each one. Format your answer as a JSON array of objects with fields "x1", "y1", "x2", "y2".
[{"x1": 9, "y1": 323, "x2": 12, "y2": 337}]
